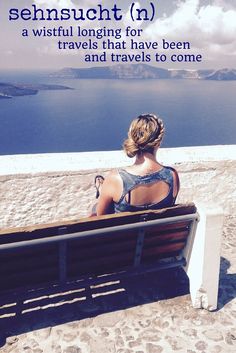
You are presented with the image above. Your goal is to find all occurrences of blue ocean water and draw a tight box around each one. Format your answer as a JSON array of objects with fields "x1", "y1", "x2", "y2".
[{"x1": 0, "y1": 70, "x2": 235, "y2": 155}]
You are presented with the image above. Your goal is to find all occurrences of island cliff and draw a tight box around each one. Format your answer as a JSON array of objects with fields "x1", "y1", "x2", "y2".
[
  {"x1": 52, "y1": 64, "x2": 236, "y2": 80},
  {"x1": 0, "y1": 82, "x2": 72, "y2": 99}
]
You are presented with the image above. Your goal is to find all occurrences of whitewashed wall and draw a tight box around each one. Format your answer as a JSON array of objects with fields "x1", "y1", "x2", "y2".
[{"x1": 0, "y1": 145, "x2": 235, "y2": 229}]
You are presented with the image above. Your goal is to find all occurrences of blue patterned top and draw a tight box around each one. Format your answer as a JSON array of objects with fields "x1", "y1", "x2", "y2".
[{"x1": 114, "y1": 166, "x2": 177, "y2": 213}]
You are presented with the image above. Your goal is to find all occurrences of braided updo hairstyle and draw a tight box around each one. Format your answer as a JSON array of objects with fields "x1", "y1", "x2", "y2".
[{"x1": 123, "y1": 113, "x2": 165, "y2": 158}]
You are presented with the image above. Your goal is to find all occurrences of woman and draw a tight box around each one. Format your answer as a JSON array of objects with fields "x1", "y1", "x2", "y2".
[{"x1": 96, "y1": 113, "x2": 179, "y2": 216}]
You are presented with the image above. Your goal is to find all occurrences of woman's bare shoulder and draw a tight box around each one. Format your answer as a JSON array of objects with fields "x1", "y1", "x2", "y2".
[
  {"x1": 102, "y1": 169, "x2": 121, "y2": 189},
  {"x1": 165, "y1": 166, "x2": 180, "y2": 196},
  {"x1": 104, "y1": 169, "x2": 120, "y2": 180}
]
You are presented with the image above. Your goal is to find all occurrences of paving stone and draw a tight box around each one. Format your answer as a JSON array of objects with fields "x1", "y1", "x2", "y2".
[
  {"x1": 209, "y1": 345, "x2": 222, "y2": 353},
  {"x1": 139, "y1": 328, "x2": 162, "y2": 340},
  {"x1": 35, "y1": 328, "x2": 52, "y2": 339},
  {"x1": 231, "y1": 311, "x2": 236, "y2": 318},
  {"x1": 89, "y1": 338, "x2": 115, "y2": 353},
  {"x1": 203, "y1": 330, "x2": 223, "y2": 342},
  {"x1": 3, "y1": 349, "x2": 21, "y2": 353},
  {"x1": 138, "y1": 319, "x2": 151, "y2": 328},
  {"x1": 53, "y1": 345, "x2": 62, "y2": 353},
  {"x1": 165, "y1": 336, "x2": 187, "y2": 351},
  {"x1": 115, "y1": 336, "x2": 125, "y2": 347},
  {"x1": 79, "y1": 318, "x2": 93, "y2": 328},
  {"x1": 128, "y1": 338, "x2": 142, "y2": 348},
  {"x1": 146, "y1": 343, "x2": 163, "y2": 353},
  {"x1": 191, "y1": 316, "x2": 215, "y2": 326},
  {"x1": 33, "y1": 349, "x2": 43, "y2": 353},
  {"x1": 183, "y1": 329, "x2": 198, "y2": 339},
  {"x1": 25, "y1": 339, "x2": 39, "y2": 349},
  {"x1": 195, "y1": 340, "x2": 208, "y2": 350},
  {"x1": 93, "y1": 312, "x2": 123, "y2": 327},
  {"x1": 23, "y1": 347, "x2": 33, "y2": 353},
  {"x1": 63, "y1": 346, "x2": 81, "y2": 353},
  {"x1": 225, "y1": 332, "x2": 236, "y2": 346},
  {"x1": 101, "y1": 330, "x2": 110, "y2": 338},
  {"x1": 79, "y1": 332, "x2": 91, "y2": 343},
  {"x1": 152, "y1": 318, "x2": 170, "y2": 329},
  {"x1": 63, "y1": 333, "x2": 78, "y2": 343},
  {"x1": 115, "y1": 328, "x2": 122, "y2": 335}
]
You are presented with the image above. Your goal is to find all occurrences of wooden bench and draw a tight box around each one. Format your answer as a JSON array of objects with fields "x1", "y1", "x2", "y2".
[{"x1": 0, "y1": 203, "x2": 223, "y2": 312}]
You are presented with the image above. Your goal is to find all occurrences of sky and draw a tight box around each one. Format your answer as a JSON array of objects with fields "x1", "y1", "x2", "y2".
[{"x1": 0, "y1": 0, "x2": 236, "y2": 70}]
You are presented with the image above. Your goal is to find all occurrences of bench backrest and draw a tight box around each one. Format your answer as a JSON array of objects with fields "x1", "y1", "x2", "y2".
[{"x1": 0, "y1": 203, "x2": 198, "y2": 292}]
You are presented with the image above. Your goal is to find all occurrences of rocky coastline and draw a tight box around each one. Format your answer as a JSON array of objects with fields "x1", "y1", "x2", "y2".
[
  {"x1": 52, "y1": 64, "x2": 236, "y2": 80},
  {"x1": 0, "y1": 82, "x2": 72, "y2": 99}
]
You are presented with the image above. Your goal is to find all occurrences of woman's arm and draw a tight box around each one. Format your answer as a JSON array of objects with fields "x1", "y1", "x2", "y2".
[
  {"x1": 96, "y1": 172, "x2": 117, "y2": 215},
  {"x1": 172, "y1": 168, "x2": 180, "y2": 198}
]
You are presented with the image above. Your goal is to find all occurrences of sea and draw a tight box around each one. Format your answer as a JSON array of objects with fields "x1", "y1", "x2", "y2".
[{"x1": 0, "y1": 70, "x2": 236, "y2": 155}]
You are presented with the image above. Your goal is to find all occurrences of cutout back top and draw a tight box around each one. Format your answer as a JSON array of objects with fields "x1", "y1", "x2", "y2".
[{"x1": 114, "y1": 166, "x2": 178, "y2": 213}]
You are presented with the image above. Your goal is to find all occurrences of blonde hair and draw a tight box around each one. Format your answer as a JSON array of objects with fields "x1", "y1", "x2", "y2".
[{"x1": 123, "y1": 113, "x2": 165, "y2": 158}]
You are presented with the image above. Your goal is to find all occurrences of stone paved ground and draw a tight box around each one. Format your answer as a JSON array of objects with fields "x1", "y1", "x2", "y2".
[{"x1": 0, "y1": 216, "x2": 235, "y2": 353}]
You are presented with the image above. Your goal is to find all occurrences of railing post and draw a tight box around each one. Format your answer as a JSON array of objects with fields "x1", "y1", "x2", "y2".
[
  {"x1": 134, "y1": 214, "x2": 148, "y2": 267},
  {"x1": 184, "y1": 204, "x2": 223, "y2": 311},
  {"x1": 58, "y1": 227, "x2": 68, "y2": 285}
]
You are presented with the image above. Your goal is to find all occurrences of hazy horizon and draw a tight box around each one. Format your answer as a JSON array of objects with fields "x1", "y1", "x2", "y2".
[{"x1": 0, "y1": 64, "x2": 235, "y2": 73}]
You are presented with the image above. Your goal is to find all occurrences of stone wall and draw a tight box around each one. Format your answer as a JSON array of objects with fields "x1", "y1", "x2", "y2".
[{"x1": 0, "y1": 145, "x2": 235, "y2": 229}]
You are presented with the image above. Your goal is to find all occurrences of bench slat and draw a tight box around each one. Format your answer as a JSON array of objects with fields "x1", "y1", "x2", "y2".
[{"x1": 0, "y1": 204, "x2": 196, "y2": 239}]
